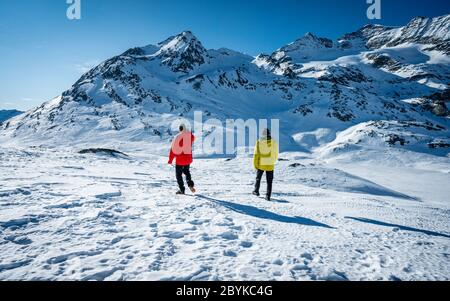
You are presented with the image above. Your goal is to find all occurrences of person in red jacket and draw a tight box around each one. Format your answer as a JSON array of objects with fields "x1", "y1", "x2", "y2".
[{"x1": 168, "y1": 124, "x2": 196, "y2": 195}]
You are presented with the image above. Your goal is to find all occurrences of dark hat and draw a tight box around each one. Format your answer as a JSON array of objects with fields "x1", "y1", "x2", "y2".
[{"x1": 262, "y1": 128, "x2": 271, "y2": 138}]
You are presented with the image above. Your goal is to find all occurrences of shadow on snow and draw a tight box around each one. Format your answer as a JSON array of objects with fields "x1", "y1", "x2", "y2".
[
  {"x1": 346, "y1": 217, "x2": 450, "y2": 239},
  {"x1": 196, "y1": 195, "x2": 334, "y2": 229}
]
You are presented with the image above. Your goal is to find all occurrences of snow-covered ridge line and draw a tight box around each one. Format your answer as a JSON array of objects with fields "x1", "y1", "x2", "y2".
[
  {"x1": 255, "y1": 14, "x2": 450, "y2": 74},
  {"x1": 0, "y1": 14, "x2": 448, "y2": 158}
]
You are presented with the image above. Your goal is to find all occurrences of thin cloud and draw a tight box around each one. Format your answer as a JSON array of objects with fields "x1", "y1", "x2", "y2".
[
  {"x1": 75, "y1": 60, "x2": 101, "y2": 73},
  {"x1": 21, "y1": 97, "x2": 37, "y2": 102}
]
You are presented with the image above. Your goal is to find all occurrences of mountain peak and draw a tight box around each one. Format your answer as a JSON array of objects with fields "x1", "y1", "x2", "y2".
[
  {"x1": 284, "y1": 32, "x2": 333, "y2": 50},
  {"x1": 171, "y1": 30, "x2": 198, "y2": 43},
  {"x1": 158, "y1": 31, "x2": 204, "y2": 51},
  {"x1": 155, "y1": 31, "x2": 207, "y2": 72},
  {"x1": 179, "y1": 30, "x2": 195, "y2": 38}
]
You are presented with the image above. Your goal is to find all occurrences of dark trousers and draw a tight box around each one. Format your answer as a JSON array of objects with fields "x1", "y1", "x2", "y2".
[
  {"x1": 254, "y1": 169, "x2": 274, "y2": 198},
  {"x1": 176, "y1": 165, "x2": 194, "y2": 192}
]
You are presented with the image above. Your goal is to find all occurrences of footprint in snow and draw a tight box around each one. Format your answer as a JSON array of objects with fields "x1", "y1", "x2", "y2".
[
  {"x1": 273, "y1": 259, "x2": 284, "y2": 266},
  {"x1": 215, "y1": 217, "x2": 235, "y2": 227},
  {"x1": 219, "y1": 231, "x2": 239, "y2": 240},
  {"x1": 95, "y1": 191, "x2": 122, "y2": 200},
  {"x1": 321, "y1": 271, "x2": 349, "y2": 281},
  {"x1": 161, "y1": 231, "x2": 186, "y2": 239},
  {"x1": 45, "y1": 201, "x2": 83, "y2": 210},
  {"x1": 223, "y1": 250, "x2": 238, "y2": 257},
  {"x1": 183, "y1": 239, "x2": 196, "y2": 245},
  {"x1": 0, "y1": 188, "x2": 32, "y2": 197},
  {"x1": 200, "y1": 234, "x2": 212, "y2": 241},
  {"x1": 4, "y1": 235, "x2": 33, "y2": 245},
  {"x1": 291, "y1": 264, "x2": 311, "y2": 272},
  {"x1": 189, "y1": 219, "x2": 210, "y2": 225},
  {"x1": 0, "y1": 259, "x2": 33, "y2": 273},
  {"x1": 240, "y1": 241, "x2": 253, "y2": 248},
  {"x1": 0, "y1": 215, "x2": 43, "y2": 230},
  {"x1": 300, "y1": 252, "x2": 314, "y2": 261}
]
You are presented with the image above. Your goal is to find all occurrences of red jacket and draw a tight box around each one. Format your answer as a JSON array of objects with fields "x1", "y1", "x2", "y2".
[{"x1": 168, "y1": 131, "x2": 195, "y2": 166}]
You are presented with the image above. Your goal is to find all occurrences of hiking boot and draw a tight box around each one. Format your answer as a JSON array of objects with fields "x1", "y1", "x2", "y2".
[
  {"x1": 189, "y1": 186, "x2": 196, "y2": 194},
  {"x1": 253, "y1": 191, "x2": 260, "y2": 197},
  {"x1": 176, "y1": 190, "x2": 185, "y2": 195},
  {"x1": 265, "y1": 195, "x2": 271, "y2": 201}
]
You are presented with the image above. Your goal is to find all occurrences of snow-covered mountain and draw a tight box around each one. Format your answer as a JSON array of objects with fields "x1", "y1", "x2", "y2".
[
  {"x1": 339, "y1": 15, "x2": 450, "y2": 51},
  {"x1": 0, "y1": 110, "x2": 23, "y2": 124},
  {"x1": 1, "y1": 15, "x2": 449, "y2": 157},
  {"x1": 255, "y1": 14, "x2": 450, "y2": 71}
]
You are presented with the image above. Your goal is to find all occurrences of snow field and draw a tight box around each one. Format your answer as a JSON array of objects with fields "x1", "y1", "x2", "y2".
[{"x1": 0, "y1": 147, "x2": 448, "y2": 280}]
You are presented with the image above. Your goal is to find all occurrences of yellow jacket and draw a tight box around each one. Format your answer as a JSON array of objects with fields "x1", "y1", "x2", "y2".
[{"x1": 253, "y1": 138, "x2": 279, "y2": 172}]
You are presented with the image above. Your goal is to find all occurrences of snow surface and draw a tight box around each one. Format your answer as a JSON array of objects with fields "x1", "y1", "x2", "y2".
[{"x1": 0, "y1": 146, "x2": 448, "y2": 281}]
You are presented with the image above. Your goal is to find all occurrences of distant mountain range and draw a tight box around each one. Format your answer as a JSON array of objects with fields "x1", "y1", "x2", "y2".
[
  {"x1": 1, "y1": 14, "x2": 448, "y2": 156},
  {"x1": 0, "y1": 110, "x2": 23, "y2": 124}
]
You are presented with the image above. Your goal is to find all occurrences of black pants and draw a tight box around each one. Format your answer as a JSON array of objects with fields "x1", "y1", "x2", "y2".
[
  {"x1": 254, "y1": 169, "x2": 274, "y2": 198},
  {"x1": 176, "y1": 165, "x2": 194, "y2": 193}
]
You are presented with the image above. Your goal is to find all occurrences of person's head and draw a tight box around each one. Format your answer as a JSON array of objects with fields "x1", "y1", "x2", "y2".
[{"x1": 262, "y1": 128, "x2": 271, "y2": 139}]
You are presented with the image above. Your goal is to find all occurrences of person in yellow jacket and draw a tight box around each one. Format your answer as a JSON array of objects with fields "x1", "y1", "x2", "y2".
[{"x1": 253, "y1": 128, "x2": 279, "y2": 201}]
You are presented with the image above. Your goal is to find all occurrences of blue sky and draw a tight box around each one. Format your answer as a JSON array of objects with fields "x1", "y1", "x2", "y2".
[{"x1": 0, "y1": 0, "x2": 448, "y2": 110}]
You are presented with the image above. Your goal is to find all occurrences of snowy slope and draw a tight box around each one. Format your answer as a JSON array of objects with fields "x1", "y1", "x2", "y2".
[
  {"x1": 0, "y1": 146, "x2": 449, "y2": 281},
  {"x1": 338, "y1": 15, "x2": 450, "y2": 52}
]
